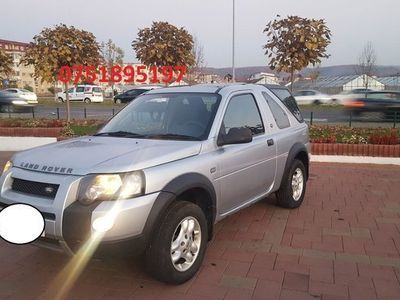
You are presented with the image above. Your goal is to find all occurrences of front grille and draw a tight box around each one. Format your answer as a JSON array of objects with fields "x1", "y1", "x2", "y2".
[{"x1": 11, "y1": 178, "x2": 59, "y2": 199}]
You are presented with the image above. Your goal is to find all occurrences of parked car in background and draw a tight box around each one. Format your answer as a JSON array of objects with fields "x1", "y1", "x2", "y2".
[
  {"x1": 114, "y1": 86, "x2": 162, "y2": 104},
  {"x1": 343, "y1": 90, "x2": 400, "y2": 117},
  {"x1": 3, "y1": 88, "x2": 38, "y2": 104},
  {"x1": 331, "y1": 88, "x2": 374, "y2": 105},
  {"x1": 56, "y1": 85, "x2": 103, "y2": 103},
  {"x1": 0, "y1": 90, "x2": 32, "y2": 112},
  {"x1": 293, "y1": 89, "x2": 332, "y2": 105}
]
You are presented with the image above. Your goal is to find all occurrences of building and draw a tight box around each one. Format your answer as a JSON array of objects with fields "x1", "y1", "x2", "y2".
[
  {"x1": 377, "y1": 76, "x2": 400, "y2": 90},
  {"x1": 291, "y1": 74, "x2": 385, "y2": 94},
  {"x1": 0, "y1": 39, "x2": 53, "y2": 95},
  {"x1": 247, "y1": 72, "x2": 279, "y2": 85}
]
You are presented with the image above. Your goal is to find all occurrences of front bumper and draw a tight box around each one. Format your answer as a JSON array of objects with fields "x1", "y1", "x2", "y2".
[{"x1": 0, "y1": 167, "x2": 159, "y2": 256}]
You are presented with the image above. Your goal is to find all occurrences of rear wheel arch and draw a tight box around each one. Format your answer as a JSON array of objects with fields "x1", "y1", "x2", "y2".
[{"x1": 282, "y1": 143, "x2": 309, "y2": 185}]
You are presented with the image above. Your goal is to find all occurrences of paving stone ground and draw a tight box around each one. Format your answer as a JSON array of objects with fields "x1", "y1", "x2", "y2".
[{"x1": 1, "y1": 152, "x2": 400, "y2": 299}]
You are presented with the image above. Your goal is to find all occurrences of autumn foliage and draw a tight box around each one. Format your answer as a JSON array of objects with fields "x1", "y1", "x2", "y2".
[
  {"x1": 263, "y1": 15, "x2": 331, "y2": 90},
  {"x1": 132, "y1": 21, "x2": 195, "y2": 68}
]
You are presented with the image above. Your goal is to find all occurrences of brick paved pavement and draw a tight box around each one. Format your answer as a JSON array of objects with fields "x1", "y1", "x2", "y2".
[{"x1": 1, "y1": 152, "x2": 400, "y2": 299}]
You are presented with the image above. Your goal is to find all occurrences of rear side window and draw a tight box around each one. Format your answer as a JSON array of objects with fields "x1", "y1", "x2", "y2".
[
  {"x1": 93, "y1": 87, "x2": 102, "y2": 93},
  {"x1": 76, "y1": 87, "x2": 84, "y2": 93},
  {"x1": 222, "y1": 94, "x2": 264, "y2": 136},
  {"x1": 262, "y1": 92, "x2": 290, "y2": 129},
  {"x1": 270, "y1": 88, "x2": 304, "y2": 123}
]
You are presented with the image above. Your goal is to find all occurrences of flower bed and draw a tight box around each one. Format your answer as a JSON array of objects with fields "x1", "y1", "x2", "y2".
[
  {"x1": 310, "y1": 125, "x2": 400, "y2": 145},
  {"x1": 0, "y1": 118, "x2": 101, "y2": 137}
]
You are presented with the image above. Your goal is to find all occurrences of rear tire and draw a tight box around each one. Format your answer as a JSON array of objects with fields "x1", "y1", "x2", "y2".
[
  {"x1": 313, "y1": 99, "x2": 321, "y2": 105},
  {"x1": 145, "y1": 201, "x2": 208, "y2": 284},
  {"x1": 57, "y1": 97, "x2": 64, "y2": 103},
  {"x1": 84, "y1": 98, "x2": 91, "y2": 104},
  {"x1": 276, "y1": 159, "x2": 306, "y2": 209}
]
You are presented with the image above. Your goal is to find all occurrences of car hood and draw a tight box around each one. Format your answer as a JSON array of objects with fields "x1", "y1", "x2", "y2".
[{"x1": 13, "y1": 136, "x2": 202, "y2": 176}]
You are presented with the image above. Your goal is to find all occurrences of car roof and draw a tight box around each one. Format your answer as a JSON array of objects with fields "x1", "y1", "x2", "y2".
[{"x1": 145, "y1": 83, "x2": 281, "y2": 95}]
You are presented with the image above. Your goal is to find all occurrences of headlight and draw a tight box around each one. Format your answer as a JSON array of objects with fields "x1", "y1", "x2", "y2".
[
  {"x1": 2, "y1": 161, "x2": 12, "y2": 174},
  {"x1": 77, "y1": 171, "x2": 145, "y2": 205},
  {"x1": 12, "y1": 100, "x2": 28, "y2": 105}
]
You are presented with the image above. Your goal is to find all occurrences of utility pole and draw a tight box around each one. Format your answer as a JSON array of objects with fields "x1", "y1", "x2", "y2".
[{"x1": 232, "y1": 0, "x2": 236, "y2": 82}]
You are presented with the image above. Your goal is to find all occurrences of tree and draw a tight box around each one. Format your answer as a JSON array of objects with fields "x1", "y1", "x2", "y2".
[
  {"x1": 100, "y1": 39, "x2": 124, "y2": 87},
  {"x1": 187, "y1": 36, "x2": 205, "y2": 84},
  {"x1": 132, "y1": 21, "x2": 195, "y2": 69},
  {"x1": 21, "y1": 24, "x2": 102, "y2": 122},
  {"x1": 308, "y1": 65, "x2": 320, "y2": 85},
  {"x1": 263, "y1": 15, "x2": 331, "y2": 91},
  {"x1": 356, "y1": 41, "x2": 377, "y2": 89},
  {"x1": 0, "y1": 48, "x2": 13, "y2": 81}
]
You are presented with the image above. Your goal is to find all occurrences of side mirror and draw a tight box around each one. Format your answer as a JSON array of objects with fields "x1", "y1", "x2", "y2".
[{"x1": 217, "y1": 127, "x2": 253, "y2": 147}]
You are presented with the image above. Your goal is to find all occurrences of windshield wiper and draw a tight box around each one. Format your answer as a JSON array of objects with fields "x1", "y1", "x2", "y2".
[
  {"x1": 145, "y1": 133, "x2": 201, "y2": 141},
  {"x1": 93, "y1": 131, "x2": 147, "y2": 138}
]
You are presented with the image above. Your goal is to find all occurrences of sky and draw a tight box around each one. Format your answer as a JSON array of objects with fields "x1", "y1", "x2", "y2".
[{"x1": 1, "y1": 0, "x2": 399, "y2": 68}]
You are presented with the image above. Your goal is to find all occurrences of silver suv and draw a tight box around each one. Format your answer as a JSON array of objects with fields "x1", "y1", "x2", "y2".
[{"x1": 0, "y1": 84, "x2": 309, "y2": 284}]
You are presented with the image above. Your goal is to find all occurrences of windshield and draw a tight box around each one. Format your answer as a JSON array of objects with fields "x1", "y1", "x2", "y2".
[{"x1": 99, "y1": 92, "x2": 221, "y2": 140}]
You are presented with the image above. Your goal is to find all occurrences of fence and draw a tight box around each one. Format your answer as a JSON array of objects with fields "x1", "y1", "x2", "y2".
[
  {"x1": 0, "y1": 106, "x2": 122, "y2": 120},
  {"x1": 303, "y1": 110, "x2": 399, "y2": 129},
  {"x1": 0, "y1": 105, "x2": 399, "y2": 129}
]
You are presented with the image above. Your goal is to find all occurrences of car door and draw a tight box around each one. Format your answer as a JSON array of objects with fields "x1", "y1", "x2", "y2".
[
  {"x1": 215, "y1": 92, "x2": 277, "y2": 215},
  {"x1": 75, "y1": 86, "x2": 85, "y2": 101}
]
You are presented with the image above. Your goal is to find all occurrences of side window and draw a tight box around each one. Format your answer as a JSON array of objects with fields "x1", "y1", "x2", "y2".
[
  {"x1": 270, "y1": 88, "x2": 304, "y2": 123},
  {"x1": 262, "y1": 92, "x2": 290, "y2": 129},
  {"x1": 67, "y1": 87, "x2": 74, "y2": 93},
  {"x1": 76, "y1": 87, "x2": 84, "y2": 93},
  {"x1": 222, "y1": 94, "x2": 264, "y2": 136}
]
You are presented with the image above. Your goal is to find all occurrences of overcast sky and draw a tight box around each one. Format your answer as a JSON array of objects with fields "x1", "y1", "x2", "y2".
[{"x1": 1, "y1": 0, "x2": 399, "y2": 68}]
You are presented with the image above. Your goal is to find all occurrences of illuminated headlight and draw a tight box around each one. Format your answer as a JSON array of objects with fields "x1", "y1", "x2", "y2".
[
  {"x1": 77, "y1": 171, "x2": 145, "y2": 205},
  {"x1": 12, "y1": 100, "x2": 28, "y2": 105},
  {"x1": 2, "y1": 161, "x2": 12, "y2": 174}
]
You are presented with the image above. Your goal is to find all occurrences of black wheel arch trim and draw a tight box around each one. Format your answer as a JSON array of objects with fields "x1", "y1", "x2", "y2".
[
  {"x1": 144, "y1": 173, "x2": 217, "y2": 242},
  {"x1": 281, "y1": 143, "x2": 309, "y2": 187}
]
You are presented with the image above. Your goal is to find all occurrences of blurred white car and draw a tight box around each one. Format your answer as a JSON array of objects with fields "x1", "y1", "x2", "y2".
[
  {"x1": 293, "y1": 89, "x2": 332, "y2": 105},
  {"x1": 3, "y1": 88, "x2": 38, "y2": 104},
  {"x1": 331, "y1": 89, "x2": 373, "y2": 105}
]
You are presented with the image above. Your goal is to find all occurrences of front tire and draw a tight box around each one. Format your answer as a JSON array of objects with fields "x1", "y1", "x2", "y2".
[
  {"x1": 115, "y1": 99, "x2": 122, "y2": 104},
  {"x1": 145, "y1": 201, "x2": 208, "y2": 284},
  {"x1": 84, "y1": 98, "x2": 91, "y2": 104},
  {"x1": 276, "y1": 159, "x2": 306, "y2": 208}
]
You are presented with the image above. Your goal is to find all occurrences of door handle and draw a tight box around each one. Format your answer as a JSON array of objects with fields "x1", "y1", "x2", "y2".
[{"x1": 267, "y1": 139, "x2": 274, "y2": 146}]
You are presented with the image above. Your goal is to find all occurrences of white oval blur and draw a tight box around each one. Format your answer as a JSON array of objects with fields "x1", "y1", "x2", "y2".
[{"x1": 0, "y1": 204, "x2": 45, "y2": 244}]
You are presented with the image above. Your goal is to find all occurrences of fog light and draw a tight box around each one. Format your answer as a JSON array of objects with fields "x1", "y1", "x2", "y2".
[{"x1": 92, "y1": 216, "x2": 114, "y2": 233}]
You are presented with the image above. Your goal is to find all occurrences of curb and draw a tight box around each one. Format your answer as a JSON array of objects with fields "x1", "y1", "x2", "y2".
[{"x1": 310, "y1": 155, "x2": 400, "y2": 165}]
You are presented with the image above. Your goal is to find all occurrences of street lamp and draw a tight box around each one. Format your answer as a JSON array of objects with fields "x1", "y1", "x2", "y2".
[{"x1": 232, "y1": 0, "x2": 235, "y2": 82}]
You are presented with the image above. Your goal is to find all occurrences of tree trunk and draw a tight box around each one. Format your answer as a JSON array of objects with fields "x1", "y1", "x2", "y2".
[
  {"x1": 64, "y1": 82, "x2": 71, "y2": 123},
  {"x1": 290, "y1": 69, "x2": 294, "y2": 92}
]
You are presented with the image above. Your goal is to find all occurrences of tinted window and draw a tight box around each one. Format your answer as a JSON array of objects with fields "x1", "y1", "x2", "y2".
[
  {"x1": 93, "y1": 87, "x2": 102, "y2": 93},
  {"x1": 222, "y1": 94, "x2": 264, "y2": 136},
  {"x1": 67, "y1": 88, "x2": 74, "y2": 93},
  {"x1": 270, "y1": 88, "x2": 304, "y2": 123},
  {"x1": 262, "y1": 92, "x2": 290, "y2": 129},
  {"x1": 76, "y1": 87, "x2": 84, "y2": 93}
]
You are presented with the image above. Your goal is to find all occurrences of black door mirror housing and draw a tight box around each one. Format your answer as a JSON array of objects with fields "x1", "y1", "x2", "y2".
[{"x1": 217, "y1": 127, "x2": 253, "y2": 146}]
